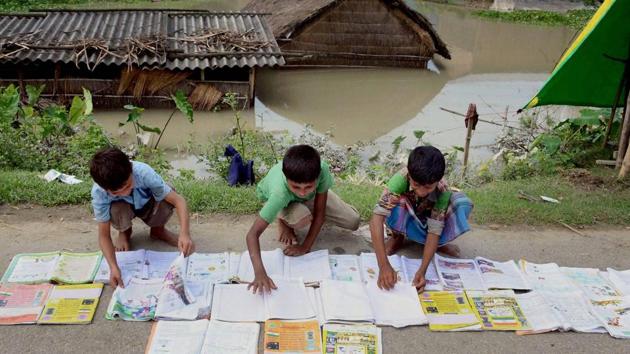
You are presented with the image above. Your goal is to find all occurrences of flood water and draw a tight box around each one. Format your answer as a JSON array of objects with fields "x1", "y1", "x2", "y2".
[{"x1": 94, "y1": 1, "x2": 580, "y2": 169}]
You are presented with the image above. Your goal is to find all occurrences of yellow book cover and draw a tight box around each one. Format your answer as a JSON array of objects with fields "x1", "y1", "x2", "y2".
[
  {"x1": 322, "y1": 324, "x2": 381, "y2": 354},
  {"x1": 466, "y1": 290, "x2": 530, "y2": 331},
  {"x1": 419, "y1": 291, "x2": 480, "y2": 331},
  {"x1": 264, "y1": 319, "x2": 322, "y2": 354},
  {"x1": 50, "y1": 251, "x2": 103, "y2": 284},
  {"x1": 38, "y1": 283, "x2": 103, "y2": 324}
]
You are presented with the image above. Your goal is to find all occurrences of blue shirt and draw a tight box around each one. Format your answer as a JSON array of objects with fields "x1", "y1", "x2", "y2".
[{"x1": 91, "y1": 161, "x2": 172, "y2": 222}]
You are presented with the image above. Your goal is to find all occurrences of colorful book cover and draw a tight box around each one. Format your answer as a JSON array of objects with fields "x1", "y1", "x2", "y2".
[
  {"x1": 323, "y1": 324, "x2": 381, "y2": 354},
  {"x1": 264, "y1": 320, "x2": 322, "y2": 354},
  {"x1": 466, "y1": 290, "x2": 530, "y2": 331},
  {"x1": 0, "y1": 283, "x2": 53, "y2": 325},
  {"x1": 419, "y1": 291, "x2": 480, "y2": 331},
  {"x1": 38, "y1": 283, "x2": 103, "y2": 324}
]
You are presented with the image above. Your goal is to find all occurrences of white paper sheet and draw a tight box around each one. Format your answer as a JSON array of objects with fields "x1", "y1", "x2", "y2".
[
  {"x1": 515, "y1": 291, "x2": 562, "y2": 334},
  {"x1": 94, "y1": 249, "x2": 146, "y2": 284},
  {"x1": 307, "y1": 286, "x2": 326, "y2": 325},
  {"x1": 434, "y1": 254, "x2": 485, "y2": 290},
  {"x1": 201, "y1": 320, "x2": 260, "y2": 354},
  {"x1": 320, "y1": 279, "x2": 373, "y2": 323},
  {"x1": 147, "y1": 319, "x2": 209, "y2": 354},
  {"x1": 329, "y1": 255, "x2": 362, "y2": 282},
  {"x1": 475, "y1": 257, "x2": 530, "y2": 290},
  {"x1": 264, "y1": 278, "x2": 315, "y2": 320},
  {"x1": 542, "y1": 291, "x2": 605, "y2": 333},
  {"x1": 519, "y1": 260, "x2": 580, "y2": 293},
  {"x1": 283, "y1": 250, "x2": 332, "y2": 283},
  {"x1": 607, "y1": 268, "x2": 630, "y2": 295},
  {"x1": 144, "y1": 251, "x2": 180, "y2": 280},
  {"x1": 561, "y1": 267, "x2": 621, "y2": 299},
  {"x1": 3, "y1": 252, "x2": 58, "y2": 283},
  {"x1": 589, "y1": 296, "x2": 630, "y2": 339},
  {"x1": 366, "y1": 281, "x2": 427, "y2": 327},
  {"x1": 359, "y1": 253, "x2": 403, "y2": 283},
  {"x1": 237, "y1": 249, "x2": 285, "y2": 282},
  {"x1": 186, "y1": 252, "x2": 231, "y2": 283},
  {"x1": 400, "y1": 256, "x2": 443, "y2": 291},
  {"x1": 211, "y1": 283, "x2": 265, "y2": 322}
]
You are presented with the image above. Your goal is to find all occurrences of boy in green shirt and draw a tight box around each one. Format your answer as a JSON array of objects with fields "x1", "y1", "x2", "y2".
[
  {"x1": 369, "y1": 146, "x2": 473, "y2": 292},
  {"x1": 246, "y1": 145, "x2": 360, "y2": 294}
]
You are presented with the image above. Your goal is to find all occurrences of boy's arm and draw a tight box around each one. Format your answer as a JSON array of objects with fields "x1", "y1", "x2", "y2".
[
  {"x1": 163, "y1": 190, "x2": 194, "y2": 256},
  {"x1": 370, "y1": 213, "x2": 397, "y2": 290},
  {"x1": 412, "y1": 233, "x2": 439, "y2": 292},
  {"x1": 97, "y1": 222, "x2": 124, "y2": 288},
  {"x1": 246, "y1": 216, "x2": 277, "y2": 294},
  {"x1": 284, "y1": 191, "x2": 327, "y2": 256}
]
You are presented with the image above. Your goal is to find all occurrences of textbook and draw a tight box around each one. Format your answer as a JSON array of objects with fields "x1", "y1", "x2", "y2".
[
  {"x1": 237, "y1": 249, "x2": 332, "y2": 284},
  {"x1": 434, "y1": 254, "x2": 485, "y2": 291},
  {"x1": 519, "y1": 260, "x2": 580, "y2": 293},
  {"x1": 359, "y1": 253, "x2": 403, "y2": 283},
  {"x1": 329, "y1": 255, "x2": 362, "y2": 282},
  {"x1": 37, "y1": 283, "x2": 103, "y2": 324},
  {"x1": 319, "y1": 279, "x2": 374, "y2": 323},
  {"x1": 2, "y1": 251, "x2": 102, "y2": 285},
  {"x1": 589, "y1": 296, "x2": 630, "y2": 339},
  {"x1": 474, "y1": 257, "x2": 530, "y2": 290},
  {"x1": 365, "y1": 281, "x2": 427, "y2": 327},
  {"x1": 466, "y1": 290, "x2": 530, "y2": 331},
  {"x1": 94, "y1": 249, "x2": 146, "y2": 284},
  {"x1": 541, "y1": 291, "x2": 606, "y2": 333},
  {"x1": 515, "y1": 291, "x2": 563, "y2": 335},
  {"x1": 145, "y1": 319, "x2": 260, "y2": 354},
  {"x1": 185, "y1": 252, "x2": 233, "y2": 283},
  {"x1": 211, "y1": 279, "x2": 316, "y2": 322},
  {"x1": 106, "y1": 278, "x2": 163, "y2": 321},
  {"x1": 322, "y1": 324, "x2": 382, "y2": 354},
  {"x1": 264, "y1": 320, "x2": 322, "y2": 354},
  {"x1": 0, "y1": 283, "x2": 53, "y2": 325},
  {"x1": 419, "y1": 291, "x2": 481, "y2": 331},
  {"x1": 561, "y1": 267, "x2": 620, "y2": 299}
]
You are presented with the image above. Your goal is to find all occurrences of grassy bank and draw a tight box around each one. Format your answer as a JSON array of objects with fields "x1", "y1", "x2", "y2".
[
  {"x1": 473, "y1": 9, "x2": 596, "y2": 29},
  {"x1": 2, "y1": 170, "x2": 629, "y2": 226}
]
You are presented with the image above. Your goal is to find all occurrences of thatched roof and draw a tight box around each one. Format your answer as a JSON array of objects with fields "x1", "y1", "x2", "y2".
[{"x1": 243, "y1": 0, "x2": 450, "y2": 59}]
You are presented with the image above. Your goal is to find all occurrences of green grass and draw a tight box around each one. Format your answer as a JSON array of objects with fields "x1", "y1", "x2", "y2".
[
  {"x1": 473, "y1": 9, "x2": 596, "y2": 29},
  {"x1": 2, "y1": 170, "x2": 629, "y2": 226}
]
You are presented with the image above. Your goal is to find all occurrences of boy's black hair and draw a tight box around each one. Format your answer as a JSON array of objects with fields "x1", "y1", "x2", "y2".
[
  {"x1": 90, "y1": 147, "x2": 132, "y2": 191},
  {"x1": 282, "y1": 145, "x2": 321, "y2": 183},
  {"x1": 407, "y1": 146, "x2": 445, "y2": 185}
]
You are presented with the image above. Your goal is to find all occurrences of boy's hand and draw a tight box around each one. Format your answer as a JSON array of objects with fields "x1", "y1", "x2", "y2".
[
  {"x1": 412, "y1": 270, "x2": 427, "y2": 292},
  {"x1": 377, "y1": 264, "x2": 398, "y2": 290},
  {"x1": 248, "y1": 273, "x2": 277, "y2": 295},
  {"x1": 178, "y1": 233, "x2": 194, "y2": 256},
  {"x1": 283, "y1": 244, "x2": 310, "y2": 257},
  {"x1": 110, "y1": 267, "x2": 124, "y2": 288}
]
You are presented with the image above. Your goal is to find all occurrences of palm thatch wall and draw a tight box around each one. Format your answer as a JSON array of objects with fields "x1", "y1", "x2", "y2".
[{"x1": 244, "y1": 0, "x2": 450, "y2": 68}]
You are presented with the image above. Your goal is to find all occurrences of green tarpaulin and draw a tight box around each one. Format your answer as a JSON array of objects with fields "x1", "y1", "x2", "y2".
[{"x1": 525, "y1": 0, "x2": 630, "y2": 109}]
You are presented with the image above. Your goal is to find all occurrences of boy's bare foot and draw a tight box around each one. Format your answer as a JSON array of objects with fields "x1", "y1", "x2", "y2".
[
  {"x1": 116, "y1": 229, "x2": 132, "y2": 252},
  {"x1": 438, "y1": 243, "x2": 461, "y2": 258},
  {"x1": 150, "y1": 226, "x2": 179, "y2": 247},
  {"x1": 277, "y1": 220, "x2": 298, "y2": 245},
  {"x1": 385, "y1": 233, "x2": 405, "y2": 256}
]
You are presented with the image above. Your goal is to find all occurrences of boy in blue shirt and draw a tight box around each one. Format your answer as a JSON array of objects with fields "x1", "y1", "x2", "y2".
[{"x1": 90, "y1": 147, "x2": 194, "y2": 287}]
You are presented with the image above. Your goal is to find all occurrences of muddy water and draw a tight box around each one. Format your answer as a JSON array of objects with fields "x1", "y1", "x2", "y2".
[{"x1": 94, "y1": 1, "x2": 579, "y2": 166}]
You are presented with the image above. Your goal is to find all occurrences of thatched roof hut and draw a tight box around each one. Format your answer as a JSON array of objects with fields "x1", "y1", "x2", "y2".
[
  {"x1": 243, "y1": 0, "x2": 450, "y2": 68},
  {"x1": 0, "y1": 9, "x2": 284, "y2": 110}
]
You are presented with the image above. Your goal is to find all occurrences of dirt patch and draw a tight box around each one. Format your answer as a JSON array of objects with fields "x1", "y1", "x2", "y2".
[{"x1": 561, "y1": 168, "x2": 605, "y2": 191}]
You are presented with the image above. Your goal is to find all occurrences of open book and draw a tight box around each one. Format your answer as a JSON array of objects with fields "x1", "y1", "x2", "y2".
[
  {"x1": 561, "y1": 267, "x2": 620, "y2": 299},
  {"x1": 38, "y1": 283, "x2": 103, "y2": 324},
  {"x1": 318, "y1": 279, "x2": 373, "y2": 323},
  {"x1": 211, "y1": 279, "x2": 315, "y2": 322},
  {"x1": 541, "y1": 291, "x2": 606, "y2": 333},
  {"x1": 95, "y1": 250, "x2": 180, "y2": 284},
  {"x1": 519, "y1": 260, "x2": 580, "y2": 293},
  {"x1": 474, "y1": 257, "x2": 530, "y2": 290},
  {"x1": 145, "y1": 319, "x2": 260, "y2": 354},
  {"x1": 434, "y1": 254, "x2": 485, "y2": 290},
  {"x1": 589, "y1": 296, "x2": 630, "y2": 339},
  {"x1": 359, "y1": 253, "x2": 442, "y2": 289},
  {"x1": 106, "y1": 278, "x2": 163, "y2": 321},
  {"x1": 466, "y1": 290, "x2": 530, "y2": 331},
  {"x1": 2, "y1": 251, "x2": 102, "y2": 284},
  {"x1": 237, "y1": 249, "x2": 332, "y2": 284},
  {"x1": 365, "y1": 281, "x2": 427, "y2": 327},
  {"x1": 0, "y1": 283, "x2": 53, "y2": 325},
  {"x1": 263, "y1": 320, "x2": 322, "y2": 354},
  {"x1": 329, "y1": 255, "x2": 362, "y2": 282},
  {"x1": 419, "y1": 291, "x2": 481, "y2": 331},
  {"x1": 322, "y1": 324, "x2": 382, "y2": 354},
  {"x1": 607, "y1": 268, "x2": 630, "y2": 295},
  {"x1": 515, "y1": 291, "x2": 563, "y2": 335}
]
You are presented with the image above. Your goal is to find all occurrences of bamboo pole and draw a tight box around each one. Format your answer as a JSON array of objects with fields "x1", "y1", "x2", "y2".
[
  {"x1": 462, "y1": 103, "x2": 478, "y2": 178},
  {"x1": 602, "y1": 76, "x2": 625, "y2": 147},
  {"x1": 619, "y1": 141, "x2": 630, "y2": 178},
  {"x1": 616, "y1": 90, "x2": 630, "y2": 170}
]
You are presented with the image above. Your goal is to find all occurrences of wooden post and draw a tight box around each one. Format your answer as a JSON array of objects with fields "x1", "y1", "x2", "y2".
[
  {"x1": 620, "y1": 140, "x2": 630, "y2": 178},
  {"x1": 248, "y1": 67, "x2": 256, "y2": 108},
  {"x1": 53, "y1": 63, "x2": 61, "y2": 98},
  {"x1": 616, "y1": 91, "x2": 630, "y2": 169},
  {"x1": 462, "y1": 103, "x2": 478, "y2": 177},
  {"x1": 602, "y1": 76, "x2": 625, "y2": 147},
  {"x1": 17, "y1": 68, "x2": 25, "y2": 101}
]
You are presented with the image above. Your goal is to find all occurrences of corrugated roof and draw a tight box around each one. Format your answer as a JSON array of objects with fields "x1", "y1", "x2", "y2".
[{"x1": 0, "y1": 10, "x2": 284, "y2": 70}]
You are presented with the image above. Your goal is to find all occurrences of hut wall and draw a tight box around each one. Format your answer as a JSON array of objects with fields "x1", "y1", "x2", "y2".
[{"x1": 281, "y1": 0, "x2": 434, "y2": 68}]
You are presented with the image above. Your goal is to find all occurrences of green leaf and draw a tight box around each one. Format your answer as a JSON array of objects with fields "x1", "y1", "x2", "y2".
[
  {"x1": 68, "y1": 96, "x2": 86, "y2": 125},
  {"x1": 172, "y1": 90, "x2": 194, "y2": 123},
  {"x1": 137, "y1": 123, "x2": 161, "y2": 134},
  {"x1": 82, "y1": 88, "x2": 93, "y2": 116},
  {"x1": 453, "y1": 146, "x2": 465, "y2": 152},
  {"x1": 0, "y1": 84, "x2": 20, "y2": 123},
  {"x1": 413, "y1": 130, "x2": 426, "y2": 140},
  {"x1": 26, "y1": 84, "x2": 45, "y2": 106},
  {"x1": 533, "y1": 134, "x2": 562, "y2": 155}
]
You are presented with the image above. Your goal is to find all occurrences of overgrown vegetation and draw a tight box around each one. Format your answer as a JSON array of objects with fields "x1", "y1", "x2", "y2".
[
  {"x1": 473, "y1": 9, "x2": 597, "y2": 29},
  {"x1": 0, "y1": 0, "x2": 148, "y2": 12}
]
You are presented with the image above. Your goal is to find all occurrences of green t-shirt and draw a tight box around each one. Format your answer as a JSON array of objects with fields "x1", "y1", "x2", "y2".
[{"x1": 256, "y1": 161, "x2": 334, "y2": 223}]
